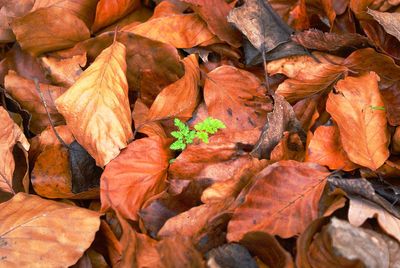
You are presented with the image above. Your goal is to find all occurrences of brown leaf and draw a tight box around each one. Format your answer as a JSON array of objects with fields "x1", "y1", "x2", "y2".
[
  {"x1": 55, "y1": 41, "x2": 132, "y2": 167},
  {"x1": 306, "y1": 125, "x2": 358, "y2": 171},
  {"x1": 100, "y1": 136, "x2": 171, "y2": 221},
  {"x1": 0, "y1": 193, "x2": 100, "y2": 267},
  {"x1": 270, "y1": 131, "x2": 305, "y2": 162},
  {"x1": 368, "y1": 9, "x2": 400, "y2": 42},
  {"x1": 5, "y1": 71, "x2": 66, "y2": 134},
  {"x1": 0, "y1": 0, "x2": 33, "y2": 43},
  {"x1": 92, "y1": 0, "x2": 140, "y2": 32},
  {"x1": 122, "y1": 3, "x2": 216, "y2": 48},
  {"x1": 40, "y1": 53, "x2": 87, "y2": 87},
  {"x1": 0, "y1": 107, "x2": 29, "y2": 194},
  {"x1": 227, "y1": 160, "x2": 329, "y2": 240},
  {"x1": 205, "y1": 243, "x2": 258, "y2": 268},
  {"x1": 133, "y1": 99, "x2": 166, "y2": 138},
  {"x1": 11, "y1": 7, "x2": 90, "y2": 56},
  {"x1": 182, "y1": 0, "x2": 241, "y2": 47},
  {"x1": 146, "y1": 54, "x2": 200, "y2": 122},
  {"x1": 348, "y1": 196, "x2": 400, "y2": 242},
  {"x1": 240, "y1": 232, "x2": 294, "y2": 268},
  {"x1": 204, "y1": 65, "x2": 272, "y2": 131},
  {"x1": 381, "y1": 81, "x2": 400, "y2": 126},
  {"x1": 268, "y1": 54, "x2": 348, "y2": 103},
  {"x1": 326, "y1": 72, "x2": 390, "y2": 170}
]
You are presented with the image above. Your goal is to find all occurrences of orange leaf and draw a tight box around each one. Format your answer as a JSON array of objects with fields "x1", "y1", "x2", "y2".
[
  {"x1": 326, "y1": 72, "x2": 390, "y2": 170},
  {"x1": 0, "y1": 193, "x2": 100, "y2": 266},
  {"x1": 268, "y1": 54, "x2": 348, "y2": 103},
  {"x1": 5, "y1": 70, "x2": 66, "y2": 134},
  {"x1": 146, "y1": 54, "x2": 200, "y2": 122},
  {"x1": 0, "y1": 107, "x2": 29, "y2": 194},
  {"x1": 227, "y1": 160, "x2": 329, "y2": 240},
  {"x1": 306, "y1": 125, "x2": 358, "y2": 171},
  {"x1": 132, "y1": 99, "x2": 166, "y2": 138},
  {"x1": 55, "y1": 41, "x2": 133, "y2": 167},
  {"x1": 204, "y1": 65, "x2": 272, "y2": 131},
  {"x1": 92, "y1": 0, "x2": 141, "y2": 32},
  {"x1": 100, "y1": 136, "x2": 171, "y2": 221},
  {"x1": 11, "y1": 7, "x2": 90, "y2": 56}
]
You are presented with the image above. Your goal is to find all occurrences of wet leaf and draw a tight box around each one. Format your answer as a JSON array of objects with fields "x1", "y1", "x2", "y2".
[
  {"x1": 55, "y1": 41, "x2": 132, "y2": 167},
  {"x1": 0, "y1": 193, "x2": 100, "y2": 267},
  {"x1": 326, "y1": 72, "x2": 390, "y2": 170}
]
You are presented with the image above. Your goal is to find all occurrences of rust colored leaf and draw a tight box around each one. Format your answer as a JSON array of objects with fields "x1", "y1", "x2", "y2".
[
  {"x1": 326, "y1": 72, "x2": 390, "y2": 170},
  {"x1": 0, "y1": 0, "x2": 33, "y2": 43},
  {"x1": 40, "y1": 53, "x2": 87, "y2": 87},
  {"x1": 55, "y1": 41, "x2": 132, "y2": 167},
  {"x1": 5, "y1": 71, "x2": 66, "y2": 134},
  {"x1": 306, "y1": 125, "x2": 358, "y2": 171},
  {"x1": 348, "y1": 196, "x2": 400, "y2": 242},
  {"x1": 92, "y1": 0, "x2": 140, "y2": 32},
  {"x1": 100, "y1": 136, "x2": 171, "y2": 221},
  {"x1": 11, "y1": 7, "x2": 90, "y2": 56},
  {"x1": 182, "y1": 0, "x2": 241, "y2": 47},
  {"x1": 270, "y1": 131, "x2": 305, "y2": 162},
  {"x1": 268, "y1": 54, "x2": 348, "y2": 103},
  {"x1": 133, "y1": 99, "x2": 166, "y2": 138},
  {"x1": 204, "y1": 65, "x2": 272, "y2": 131},
  {"x1": 122, "y1": 6, "x2": 216, "y2": 48},
  {"x1": 146, "y1": 54, "x2": 200, "y2": 122},
  {"x1": 381, "y1": 81, "x2": 400, "y2": 126},
  {"x1": 368, "y1": 9, "x2": 400, "y2": 42},
  {"x1": 0, "y1": 193, "x2": 100, "y2": 267},
  {"x1": 0, "y1": 107, "x2": 29, "y2": 194},
  {"x1": 227, "y1": 160, "x2": 329, "y2": 241}
]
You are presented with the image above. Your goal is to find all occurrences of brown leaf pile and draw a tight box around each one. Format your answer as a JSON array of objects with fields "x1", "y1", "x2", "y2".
[{"x1": 2, "y1": 0, "x2": 400, "y2": 267}]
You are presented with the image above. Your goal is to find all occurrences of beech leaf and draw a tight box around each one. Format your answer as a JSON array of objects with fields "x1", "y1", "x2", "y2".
[{"x1": 55, "y1": 41, "x2": 133, "y2": 167}]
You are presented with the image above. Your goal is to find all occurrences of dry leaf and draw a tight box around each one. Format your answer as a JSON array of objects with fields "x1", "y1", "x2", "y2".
[
  {"x1": 326, "y1": 72, "x2": 390, "y2": 170},
  {"x1": 133, "y1": 99, "x2": 166, "y2": 138},
  {"x1": 205, "y1": 244, "x2": 258, "y2": 268},
  {"x1": 100, "y1": 136, "x2": 171, "y2": 221},
  {"x1": 306, "y1": 125, "x2": 358, "y2": 171},
  {"x1": 368, "y1": 9, "x2": 400, "y2": 42},
  {"x1": 268, "y1": 54, "x2": 348, "y2": 103},
  {"x1": 0, "y1": 107, "x2": 29, "y2": 194},
  {"x1": 146, "y1": 54, "x2": 200, "y2": 122},
  {"x1": 227, "y1": 160, "x2": 329, "y2": 240},
  {"x1": 55, "y1": 41, "x2": 132, "y2": 167},
  {"x1": 204, "y1": 65, "x2": 272, "y2": 131},
  {"x1": 0, "y1": 0, "x2": 33, "y2": 43},
  {"x1": 11, "y1": 7, "x2": 90, "y2": 56},
  {"x1": 92, "y1": 0, "x2": 140, "y2": 32},
  {"x1": 0, "y1": 193, "x2": 100, "y2": 267}
]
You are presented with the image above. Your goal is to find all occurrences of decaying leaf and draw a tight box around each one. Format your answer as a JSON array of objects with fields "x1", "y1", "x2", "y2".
[
  {"x1": 55, "y1": 41, "x2": 132, "y2": 167},
  {"x1": 101, "y1": 136, "x2": 171, "y2": 221},
  {"x1": 326, "y1": 72, "x2": 390, "y2": 170},
  {"x1": 227, "y1": 160, "x2": 329, "y2": 241},
  {"x1": 133, "y1": 99, "x2": 166, "y2": 138},
  {"x1": 0, "y1": 193, "x2": 100, "y2": 267},
  {"x1": 368, "y1": 9, "x2": 400, "y2": 42},
  {"x1": 0, "y1": 107, "x2": 29, "y2": 194}
]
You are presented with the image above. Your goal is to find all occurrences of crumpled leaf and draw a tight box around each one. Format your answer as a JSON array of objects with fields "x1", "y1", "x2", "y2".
[
  {"x1": 306, "y1": 125, "x2": 358, "y2": 171},
  {"x1": 0, "y1": 0, "x2": 33, "y2": 43},
  {"x1": 55, "y1": 41, "x2": 133, "y2": 167},
  {"x1": 0, "y1": 107, "x2": 29, "y2": 194},
  {"x1": 227, "y1": 160, "x2": 329, "y2": 241},
  {"x1": 146, "y1": 54, "x2": 200, "y2": 122},
  {"x1": 268, "y1": 54, "x2": 348, "y2": 103},
  {"x1": 326, "y1": 72, "x2": 390, "y2": 170},
  {"x1": 100, "y1": 136, "x2": 171, "y2": 221},
  {"x1": 0, "y1": 193, "x2": 100, "y2": 267},
  {"x1": 133, "y1": 99, "x2": 166, "y2": 138},
  {"x1": 204, "y1": 65, "x2": 273, "y2": 131},
  {"x1": 11, "y1": 7, "x2": 90, "y2": 56},
  {"x1": 92, "y1": 0, "x2": 140, "y2": 32},
  {"x1": 368, "y1": 9, "x2": 400, "y2": 42}
]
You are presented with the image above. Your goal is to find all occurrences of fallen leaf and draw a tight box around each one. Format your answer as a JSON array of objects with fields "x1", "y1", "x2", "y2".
[
  {"x1": 326, "y1": 72, "x2": 390, "y2": 170},
  {"x1": 40, "y1": 53, "x2": 87, "y2": 87},
  {"x1": 270, "y1": 131, "x2": 305, "y2": 162},
  {"x1": 11, "y1": 7, "x2": 90, "y2": 56},
  {"x1": 268, "y1": 54, "x2": 348, "y2": 103},
  {"x1": 133, "y1": 99, "x2": 166, "y2": 138},
  {"x1": 0, "y1": 193, "x2": 100, "y2": 267},
  {"x1": 146, "y1": 54, "x2": 200, "y2": 122},
  {"x1": 100, "y1": 136, "x2": 171, "y2": 221},
  {"x1": 5, "y1": 70, "x2": 66, "y2": 134},
  {"x1": 0, "y1": 0, "x2": 33, "y2": 43},
  {"x1": 227, "y1": 160, "x2": 329, "y2": 240},
  {"x1": 204, "y1": 65, "x2": 272, "y2": 131},
  {"x1": 368, "y1": 9, "x2": 400, "y2": 42},
  {"x1": 205, "y1": 243, "x2": 258, "y2": 268},
  {"x1": 92, "y1": 0, "x2": 140, "y2": 32},
  {"x1": 182, "y1": 0, "x2": 241, "y2": 47},
  {"x1": 55, "y1": 41, "x2": 133, "y2": 167},
  {"x1": 381, "y1": 81, "x2": 400, "y2": 126},
  {"x1": 306, "y1": 125, "x2": 358, "y2": 171},
  {"x1": 0, "y1": 107, "x2": 29, "y2": 194}
]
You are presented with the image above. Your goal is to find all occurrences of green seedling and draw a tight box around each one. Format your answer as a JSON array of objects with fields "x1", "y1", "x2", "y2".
[
  {"x1": 170, "y1": 117, "x2": 226, "y2": 151},
  {"x1": 370, "y1": 105, "x2": 385, "y2": 111}
]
